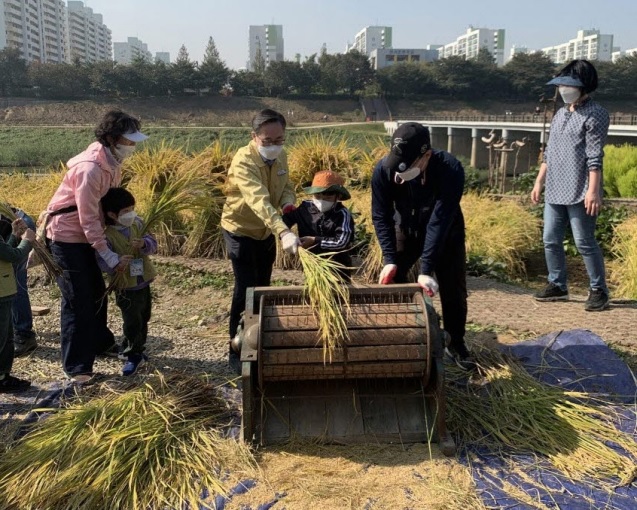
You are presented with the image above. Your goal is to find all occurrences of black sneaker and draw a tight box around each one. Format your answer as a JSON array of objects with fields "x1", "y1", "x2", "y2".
[
  {"x1": 534, "y1": 283, "x2": 568, "y2": 302},
  {"x1": 14, "y1": 334, "x2": 38, "y2": 357},
  {"x1": 585, "y1": 288, "x2": 609, "y2": 312},
  {"x1": 445, "y1": 343, "x2": 476, "y2": 371},
  {"x1": 0, "y1": 374, "x2": 32, "y2": 393}
]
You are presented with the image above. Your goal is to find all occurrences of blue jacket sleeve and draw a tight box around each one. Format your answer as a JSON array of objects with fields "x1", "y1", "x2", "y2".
[
  {"x1": 420, "y1": 156, "x2": 464, "y2": 275},
  {"x1": 371, "y1": 159, "x2": 398, "y2": 265}
]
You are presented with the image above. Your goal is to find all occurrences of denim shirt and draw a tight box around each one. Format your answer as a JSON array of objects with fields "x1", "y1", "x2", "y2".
[{"x1": 544, "y1": 98, "x2": 609, "y2": 205}]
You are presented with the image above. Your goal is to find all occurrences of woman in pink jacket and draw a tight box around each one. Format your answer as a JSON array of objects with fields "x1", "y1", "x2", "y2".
[{"x1": 45, "y1": 110, "x2": 148, "y2": 383}]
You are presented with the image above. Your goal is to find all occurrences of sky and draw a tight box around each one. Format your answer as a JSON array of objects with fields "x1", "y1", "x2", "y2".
[{"x1": 83, "y1": 0, "x2": 637, "y2": 69}]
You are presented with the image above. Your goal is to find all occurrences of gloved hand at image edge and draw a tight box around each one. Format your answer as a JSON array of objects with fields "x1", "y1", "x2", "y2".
[
  {"x1": 280, "y1": 231, "x2": 300, "y2": 255},
  {"x1": 418, "y1": 274, "x2": 439, "y2": 297},
  {"x1": 378, "y1": 264, "x2": 398, "y2": 284}
]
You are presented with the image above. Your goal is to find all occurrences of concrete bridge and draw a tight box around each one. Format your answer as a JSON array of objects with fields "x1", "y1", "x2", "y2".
[{"x1": 384, "y1": 119, "x2": 637, "y2": 171}]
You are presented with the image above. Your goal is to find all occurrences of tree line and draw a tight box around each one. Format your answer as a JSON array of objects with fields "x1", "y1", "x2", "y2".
[{"x1": 1, "y1": 38, "x2": 636, "y2": 101}]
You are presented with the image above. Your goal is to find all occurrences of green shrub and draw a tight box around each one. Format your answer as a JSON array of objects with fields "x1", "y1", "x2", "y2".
[{"x1": 603, "y1": 144, "x2": 637, "y2": 198}]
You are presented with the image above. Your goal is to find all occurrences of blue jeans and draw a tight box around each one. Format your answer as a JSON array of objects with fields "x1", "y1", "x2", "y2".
[
  {"x1": 543, "y1": 202, "x2": 607, "y2": 293},
  {"x1": 12, "y1": 211, "x2": 36, "y2": 339}
]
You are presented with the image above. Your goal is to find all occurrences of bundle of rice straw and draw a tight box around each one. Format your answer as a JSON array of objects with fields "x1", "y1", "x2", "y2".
[
  {"x1": 0, "y1": 373, "x2": 256, "y2": 510},
  {"x1": 107, "y1": 168, "x2": 212, "y2": 292},
  {"x1": 298, "y1": 247, "x2": 351, "y2": 362},
  {"x1": 447, "y1": 347, "x2": 637, "y2": 487},
  {"x1": 0, "y1": 202, "x2": 62, "y2": 279}
]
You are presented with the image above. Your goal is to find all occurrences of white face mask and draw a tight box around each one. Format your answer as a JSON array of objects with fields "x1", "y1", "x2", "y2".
[
  {"x1": 117, "y1": 211, "x2": 137, "y2": 227},
  {"x1": 113, "y1": 144, "x2": 136, "y2": 161},
  {"x1": 312, "y1": 198, "x2": 335, "y2": 213},
  {"x1": 558, "y1": 86, "x2": 581, "y2": 104},
  {"x1": 258, "y1": 144, "x2": 283, "y2": 160},
  {"x1": 395, "y1": 165, "x2": 422, "y2": 184}
]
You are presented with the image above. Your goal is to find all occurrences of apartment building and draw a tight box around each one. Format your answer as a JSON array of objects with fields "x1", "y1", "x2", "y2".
[
  {"x1": 370, "y1": 47, "x2": 439, "y2": 70},
  {"x1": 346, "y1": 26, "x2": 392, "y2": 56},
  {"x1": 113, "y1": 36, "x2": 152, "y2": 65},
  {"x1": 0, "y1": 0, "x2": 68, "y2": 63},
  {"x1": 155, "y1": 51, "x2": 170, "y2": 64},
  {"x1": 541, "y1": 30, "x2": 613, "y2": 64},
  {"x1": 248, "y1": 24, "x2": 284, "y2": 70},
  {"x1": 439, "y1": 26, "x2": 506, "y2": 66},
  {"x1": 67, "y1": 0, "x2": 111, "y2": 63}
]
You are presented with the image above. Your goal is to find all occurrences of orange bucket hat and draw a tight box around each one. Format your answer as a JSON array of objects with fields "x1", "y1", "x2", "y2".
[{"x1": 302, "y1": 170, "x2": 351, "y2": 200}]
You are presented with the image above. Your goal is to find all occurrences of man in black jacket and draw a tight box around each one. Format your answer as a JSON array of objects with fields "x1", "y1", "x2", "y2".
[{"x1": 371, "y1": 122, "x2": 473, "y2": 369}]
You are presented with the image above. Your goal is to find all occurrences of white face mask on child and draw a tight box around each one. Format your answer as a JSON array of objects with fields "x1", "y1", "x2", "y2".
[
  {"x1": 312, "y1": 198, "x2": 335, "y2": 213},
  {"x1": 117, "y1": 211, "x2": 137, "y2": 227}
]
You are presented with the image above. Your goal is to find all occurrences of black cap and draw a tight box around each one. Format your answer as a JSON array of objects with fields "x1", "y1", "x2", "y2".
[{"x1": 385, "y1": 122, "x2": 431, "y2": 173}]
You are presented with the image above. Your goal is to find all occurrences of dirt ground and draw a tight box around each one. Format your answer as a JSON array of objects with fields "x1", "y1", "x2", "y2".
[{"x1": 1, "y1": 257, "x2": 636, "y2": 509}]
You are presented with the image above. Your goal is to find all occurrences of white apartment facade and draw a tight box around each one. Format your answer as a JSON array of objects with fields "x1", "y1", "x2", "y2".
[
  {"x1": 347, "y1": 26, "x2": 392, "y2": 56},
  {"x1": 370, "y1": 47, "x2": 438, "y2": 70},
  {"x1": 541, "y1": 30, "x2": 613, "y2": 63},
  {"x1": 113, "y1": 36, "x2": 152, "y2": 65},
  {"x1": 0, "y1": 0, "x2": 68, "y2": 63},
  {"x1": 612, "y1": 47, "x2": 637, "y2": 62},
  {"x1": 67, "y1": 0, "x2": 111, "y2": 63},
  {"x1": 155, "y1": 51, "x2": 170, "y2": 64},
  {"x1": 247, "y1": 24, "x2": 283, "y2": 70},
  {"x1": 439, "y1": 26, "x2": 506, "y2": 66}
]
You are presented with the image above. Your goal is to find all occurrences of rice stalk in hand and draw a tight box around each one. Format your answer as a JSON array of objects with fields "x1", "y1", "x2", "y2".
[
  {"x1": 298, "y1": 247, "x2": 350, "y2": 362},
  {"x1": 447, "y1": 347, "x2": 637, "y2": 486},
  {"x1": 0, "y1": 373, "x2": 256, "y2": 510},
  {"x1": 0, "y1": 202, "x2": 63, "y2": 279},
  {"x1": 108, "y1": 168, "x2": 214, "y2": 292}
]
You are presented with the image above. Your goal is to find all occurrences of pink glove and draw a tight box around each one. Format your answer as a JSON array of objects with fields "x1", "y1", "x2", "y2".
[
  {"x1": 282, "y1": 203, "x2": 296, "y2": 215},
  {"x1": 418, "y1": 274, "x2": 439, "y2": 297},
  {"x1": 378, "y1": 264, "x2": 398, "y2": 285}
]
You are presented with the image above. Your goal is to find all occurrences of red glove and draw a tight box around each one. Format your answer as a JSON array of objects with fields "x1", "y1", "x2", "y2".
[{"x1": 282, "y1": 203, "x2": 296, "y2": 214}]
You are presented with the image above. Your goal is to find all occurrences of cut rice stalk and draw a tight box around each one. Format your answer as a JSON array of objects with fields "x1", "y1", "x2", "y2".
[
  {"x1": 298, "y1": 247, "x2": 351, "y2": 363},
  {"x1": 0, "y1": 202, "x2": 63, "y2": 279},
  {"x1": 447, "y1": 347, "x2": 637, "y2": 487},
  {"x1": 0, "y1": 373, "x2": 256, "y2": 510}
]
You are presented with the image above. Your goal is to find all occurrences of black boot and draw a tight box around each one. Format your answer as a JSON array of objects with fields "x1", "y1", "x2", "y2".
[{"x1": 14, "y1": 332, "x2": 38, "y2": 357}]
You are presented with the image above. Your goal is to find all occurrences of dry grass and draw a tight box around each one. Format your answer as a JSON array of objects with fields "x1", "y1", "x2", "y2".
[
  {"x1": 232, "y1": 443, "x2": 483, "y2": 510},
  {"x1": 0, "y1": 165, "x2": 66, "y2": 217},
  {"x1": 298, "y1": 248, "x2": 350, "y2": 362},
  {"x1": 355, "y1": 136, "x2": 386, "y2": 187},
  {"x1": 609, "y1": 215, "x2": 637, "y2": 299},
  {"x1": 180, "y1": 141, "x2": 234, "y2": 258},
  {"x1": 0, "y1": 373, "x2": 256, "y2": 510},
  {"x1": 287, "y1": 132, "x2": 360, "y2": 190},
  {"x1": 463, "y1": 193, "x2": 541, "y2": 275},
  {"x1": 447, "y1": 346, "x2": 637, "y2": 487}
]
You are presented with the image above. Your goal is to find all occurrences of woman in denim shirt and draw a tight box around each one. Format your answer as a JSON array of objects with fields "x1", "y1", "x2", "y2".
[{"x1": 531, "y1": 60, "x2": 610, "y2": 311}]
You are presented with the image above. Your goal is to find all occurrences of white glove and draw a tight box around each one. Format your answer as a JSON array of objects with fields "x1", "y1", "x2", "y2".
[
  {"x1": 418, "y1": 274, "x2": 439, "y2": 297},
  {"x1": 280, "y1": 231, "x2": 300, "y2": 255},
  {"x1": 378, "y1": 264, "x2": 398, "y2": 284}
]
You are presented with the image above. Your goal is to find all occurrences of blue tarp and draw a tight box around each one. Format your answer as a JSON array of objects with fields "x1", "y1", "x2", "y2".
[{"x1": 466, "y1": 329, "x2": 637, "y2": 509}]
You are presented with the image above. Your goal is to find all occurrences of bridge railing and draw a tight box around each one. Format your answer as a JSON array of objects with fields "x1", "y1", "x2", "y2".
[{"x1": 397, "y1": 113, "x2": 637, "y2": 125}]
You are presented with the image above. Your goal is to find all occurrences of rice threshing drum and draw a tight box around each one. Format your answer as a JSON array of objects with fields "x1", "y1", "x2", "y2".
[{"x1": 238, "y1": 284, "x2": 455, "y2": 455}]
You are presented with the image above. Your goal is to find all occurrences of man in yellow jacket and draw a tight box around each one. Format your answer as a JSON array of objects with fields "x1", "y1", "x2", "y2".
[{"x1": 221, "y1": 109, "x2": 298, "y2": 373}]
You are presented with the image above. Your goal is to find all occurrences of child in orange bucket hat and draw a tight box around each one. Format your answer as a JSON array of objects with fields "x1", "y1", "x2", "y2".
[{"x1": 282, "y1": 170, "x2": 355, "y2": 280}]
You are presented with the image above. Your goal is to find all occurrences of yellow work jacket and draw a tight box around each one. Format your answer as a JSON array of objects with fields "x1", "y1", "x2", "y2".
[{"x1": 220, "y1": 141, "x2": 296, "y2": 240}]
